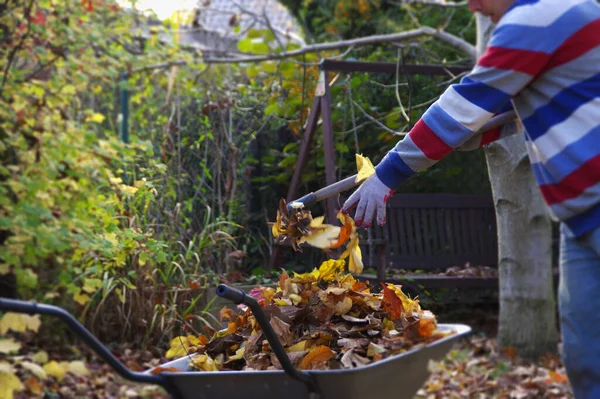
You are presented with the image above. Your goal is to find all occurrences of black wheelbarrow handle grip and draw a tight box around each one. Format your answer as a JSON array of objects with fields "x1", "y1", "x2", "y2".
[
  {"x1": 0, "y1": 298, "x2": 183, "y2": 399},
  {"x1": 288, "y1": 109, "x2": 518, "y2": 211},
  {"x1": 216, "y1": 284, "x2": 320, "y2": 395}
]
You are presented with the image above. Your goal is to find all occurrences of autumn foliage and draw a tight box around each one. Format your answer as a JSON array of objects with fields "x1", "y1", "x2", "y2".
[{"x1": 165, "y1": 260, "x2": 451, "y2": 371}]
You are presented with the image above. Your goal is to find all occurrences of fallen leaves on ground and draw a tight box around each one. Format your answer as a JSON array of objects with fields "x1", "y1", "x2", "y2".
[
  {"x1": 0, "y1": 339, "x2": 167, "y2": 399},
  {"x1": 389, "y1": 263, "x2": 499, "y2": 278},
  {"x1": 417, "y1": 335, "x2": 573, "y2": 399},
  {"x1": 0, "y1": 329, "x2": 574, "y2": 398},
  {"x1": 163, "y1": 259, "x2": 449, "y2": 372}
]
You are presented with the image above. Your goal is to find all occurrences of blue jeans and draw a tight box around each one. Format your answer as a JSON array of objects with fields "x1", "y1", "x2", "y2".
[{"x1": 559, "y1": 224, "x2": 600, "y2": 399}]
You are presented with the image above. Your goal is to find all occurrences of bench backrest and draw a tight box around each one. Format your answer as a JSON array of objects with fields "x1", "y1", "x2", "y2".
[{"x1": 359, "y1": 194, "x2": 498, "y2": 270}]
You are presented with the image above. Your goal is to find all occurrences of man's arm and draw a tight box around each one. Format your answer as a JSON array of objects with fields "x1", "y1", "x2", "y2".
[{"x1": 375, "y1": 21, "x2": 553, "y2": 189}]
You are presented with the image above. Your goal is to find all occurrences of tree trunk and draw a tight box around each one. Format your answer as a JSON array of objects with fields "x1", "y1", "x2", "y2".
[{"x1": 477, "y1": 15, "x2": 557, "y2": 358}]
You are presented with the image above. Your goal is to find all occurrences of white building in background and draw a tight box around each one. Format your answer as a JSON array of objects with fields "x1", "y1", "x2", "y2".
[{"x1": 120, "y1": 0, "x2": 304, "y2": 57}]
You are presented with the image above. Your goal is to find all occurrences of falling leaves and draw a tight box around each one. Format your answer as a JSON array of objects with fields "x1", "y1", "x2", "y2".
[{"x1": 270, "y1": 199, "x2": 365, "y2": 274}]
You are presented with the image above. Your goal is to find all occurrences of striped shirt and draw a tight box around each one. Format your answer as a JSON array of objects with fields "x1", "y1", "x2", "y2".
[{"x1": 376, "y1": 0, "x2": 600, "y2": 237}]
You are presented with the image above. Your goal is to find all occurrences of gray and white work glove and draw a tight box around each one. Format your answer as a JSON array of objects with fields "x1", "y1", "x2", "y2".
[{"x1": 341, "y1": 173, "x2": 395, "y2": 228}]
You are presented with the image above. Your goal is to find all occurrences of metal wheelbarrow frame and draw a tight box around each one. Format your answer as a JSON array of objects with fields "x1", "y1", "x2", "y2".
[{"x1": 0, "y1": 284, "x2": 471, "y2": 399}]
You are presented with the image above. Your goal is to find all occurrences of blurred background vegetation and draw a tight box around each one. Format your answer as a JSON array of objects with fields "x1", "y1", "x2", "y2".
[{"x1": 1, "y1": 0, "x2": 488, "y2": 346}]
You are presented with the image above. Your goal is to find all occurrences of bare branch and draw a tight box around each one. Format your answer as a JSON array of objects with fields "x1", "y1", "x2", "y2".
[
  {"x1": 203, "y1": 27, "x2": 438, "y2": 63},
  {"x1": 431, "y1": 29, "x2": 476, "y2": 60},
  {"x1": 352, "y1": 100, "x2": 407, "y2": 137},
  {"x1": 395, "y1": 0, "x2": 468, "y2": 7}
]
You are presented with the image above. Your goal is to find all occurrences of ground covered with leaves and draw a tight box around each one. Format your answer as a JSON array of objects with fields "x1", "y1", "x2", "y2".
[{"x1": 1, "y1": 332, "x2": 573, "y2": 399}]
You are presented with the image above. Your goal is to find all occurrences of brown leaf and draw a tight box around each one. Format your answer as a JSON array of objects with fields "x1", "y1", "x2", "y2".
[
  {"x1": 337, "y1": 338, "x2": 369, "y2": 350},
  {"x1": 206, "y1": 334, "x2": 244, "y2": 357},
  {"x1": 270, "y1": 316, "x2": 294, "y2": 346},
  {"x1": 299, "y1": 346, "x2": 335, "y2": 370}
]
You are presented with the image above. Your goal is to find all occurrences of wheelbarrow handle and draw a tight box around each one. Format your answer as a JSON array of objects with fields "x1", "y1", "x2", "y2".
[
  {"x1": 0, "y1": 298, "x2": 183, "y2": 399},
  {"x1": 216, "y1": 285, "x2": 320, "y2": 396},
  {"x1": 288, "y1": 109, "x2": 518, "y2": 210}
]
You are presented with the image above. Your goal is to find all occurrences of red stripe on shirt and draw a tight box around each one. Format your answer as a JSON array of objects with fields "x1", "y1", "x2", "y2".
[
  {"x1": 478, "y1": 46, "x2": 551, "y2": 76},
  {"x1": 540, "y1": 154, "x2": 600, "y2": 205},
  {"x1": 480, "y1": 126, "x2": 501, "y2": 146},
  {"x1": 409, "y1": 119, "x2": 453, "y2": 161},
  {"x1": 543, "y1": 19, "x2": 600, "y2": 72}
]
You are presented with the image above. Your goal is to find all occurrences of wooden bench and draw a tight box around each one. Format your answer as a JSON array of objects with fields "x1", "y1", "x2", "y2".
[{"x1": 357, "y1": 194, "x2": 499, "y2": 291}]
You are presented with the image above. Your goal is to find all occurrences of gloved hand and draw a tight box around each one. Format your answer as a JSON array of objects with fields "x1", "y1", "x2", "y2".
[{"x1": 341, "y1": 173, "x2": 395, "y2": 228}]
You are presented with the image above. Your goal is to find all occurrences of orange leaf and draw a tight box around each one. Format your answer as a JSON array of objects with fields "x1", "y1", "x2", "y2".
[
  {"x1": 502, "y1": 347, "x2": 517, "y2": 359},
  {"x1": 218, "y1": 306, "x2": 236, "y2": 321},
  {"x1": 381, "y1": 283, "x2": 403, "y2": 320},
  {"x1": 24, "y1": 376, "x2": 43, "y2": 395},
  {"x1": 330, "y1": 213, "x2": 353, "y2": 248},
  {"x1": 196, "y1": 335, "x2": 209, "y2": 345},
  {"x1": 299, "y1": 345, "x2": 335, "y2": 370},
  {"x1": 227, "y1": 322, "x2": 237, "y2": 334},
  {"x1": 150, "y1": 366, "x2": 181, "y2": 374},
  {"x1": 418, "y1": 318, "x2": 436, "y2": 338},
  {"x1": 548, "y1": 370, "x2": 568, "y2": 383},
  {"x1": 351, "y1": 281, "x2": 368, "y2": 292},
  {"x1": 279, "y1": 270, "x2": 289, "y2": 292}
]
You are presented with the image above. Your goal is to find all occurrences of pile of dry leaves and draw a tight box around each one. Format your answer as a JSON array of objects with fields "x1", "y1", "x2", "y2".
[{"x1": 164, "y1": 259, "x2": 451, "y2": 372}]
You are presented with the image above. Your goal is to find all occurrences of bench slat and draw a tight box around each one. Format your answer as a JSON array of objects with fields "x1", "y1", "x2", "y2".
[{"x1": 360, "y1": 194, "x2": 498, "y2": 274}]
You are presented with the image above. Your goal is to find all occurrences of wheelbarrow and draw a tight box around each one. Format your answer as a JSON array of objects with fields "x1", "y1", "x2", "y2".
[{"x1": 0, "y1": 284, "x2": 471, "y2": 399}]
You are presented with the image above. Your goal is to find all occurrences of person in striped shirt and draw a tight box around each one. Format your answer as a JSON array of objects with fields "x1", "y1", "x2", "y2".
[{"x1": 342, "y1": 0, "x2": 600, "y2": 397}]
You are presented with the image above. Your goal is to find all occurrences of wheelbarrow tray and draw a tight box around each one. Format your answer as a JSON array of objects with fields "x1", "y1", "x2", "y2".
[{"x1": 151, "y1": 323, "x2": 470, "y2": 399}]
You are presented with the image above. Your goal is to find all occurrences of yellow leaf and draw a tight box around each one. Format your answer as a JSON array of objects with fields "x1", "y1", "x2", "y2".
[
  {"x1": 190, "y1": 354, "x2": 219, "y2": 371},
  {"x1": 0, "y1": 313, "x2": 41, "y2": 334},
  {"x1": 0, "y1": 339, "x2": 21, "y2": 354},
  {"x1": 287, "y1": 341, "x2": 307, "y2": 352},
  {"x1": 355, "y1": 154, "x2": 375, "y2": 183},
  {"x1": 43, "y1": 361, "x2": 67, "y2": 381},
  {"x1": 228, "y1": 347, "x2": 246, "y2": 361},
  {"x1": 166, "y1": 336, "x2": 192, "y2": 359},
  {"x1": 299, "y1": 225, "x2": 341, "y2": 249},
  {"x1": 20, "y1": 361, "x2": 46, "y2": 379},
  {"x1": 340, "y1": 236, "x2": 363, "y2": 274},
  {"x1": 82, "y1": 278, "x2": 102, "y2": 294},
  {"x1": 289, "y1": 294, "x2": 302, "y2": 305},
  {"x1": 104, "y1": 232, "x2": 118, "y2": 246},
  {"x1": 292, "y1": 268, "x2": 320, "y2": 283},
  {"x1": 86, "y1": 113, "x2": 105, "y2": 123},
  {"x1": 119, "y1": 184, "x2": 139, "y2": 196},
  {"x1": 309, "y1": 216, "x2": 325, "y2": 227},
  {"x1": 317, "y1": 259, "x2": 346, "y2": 281},
  {"x1": 31, "y1": 351, "x2": 48, "y2": 364},
  {"x1": 73, "y1": 292, "x2": 90, "y2": 305},
  {"x1": 67, "y1": 360, "x2": 90, "y2": 377},
  {"x1": 0, "y1": 362, "x2": 23, "y2": 399}
]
